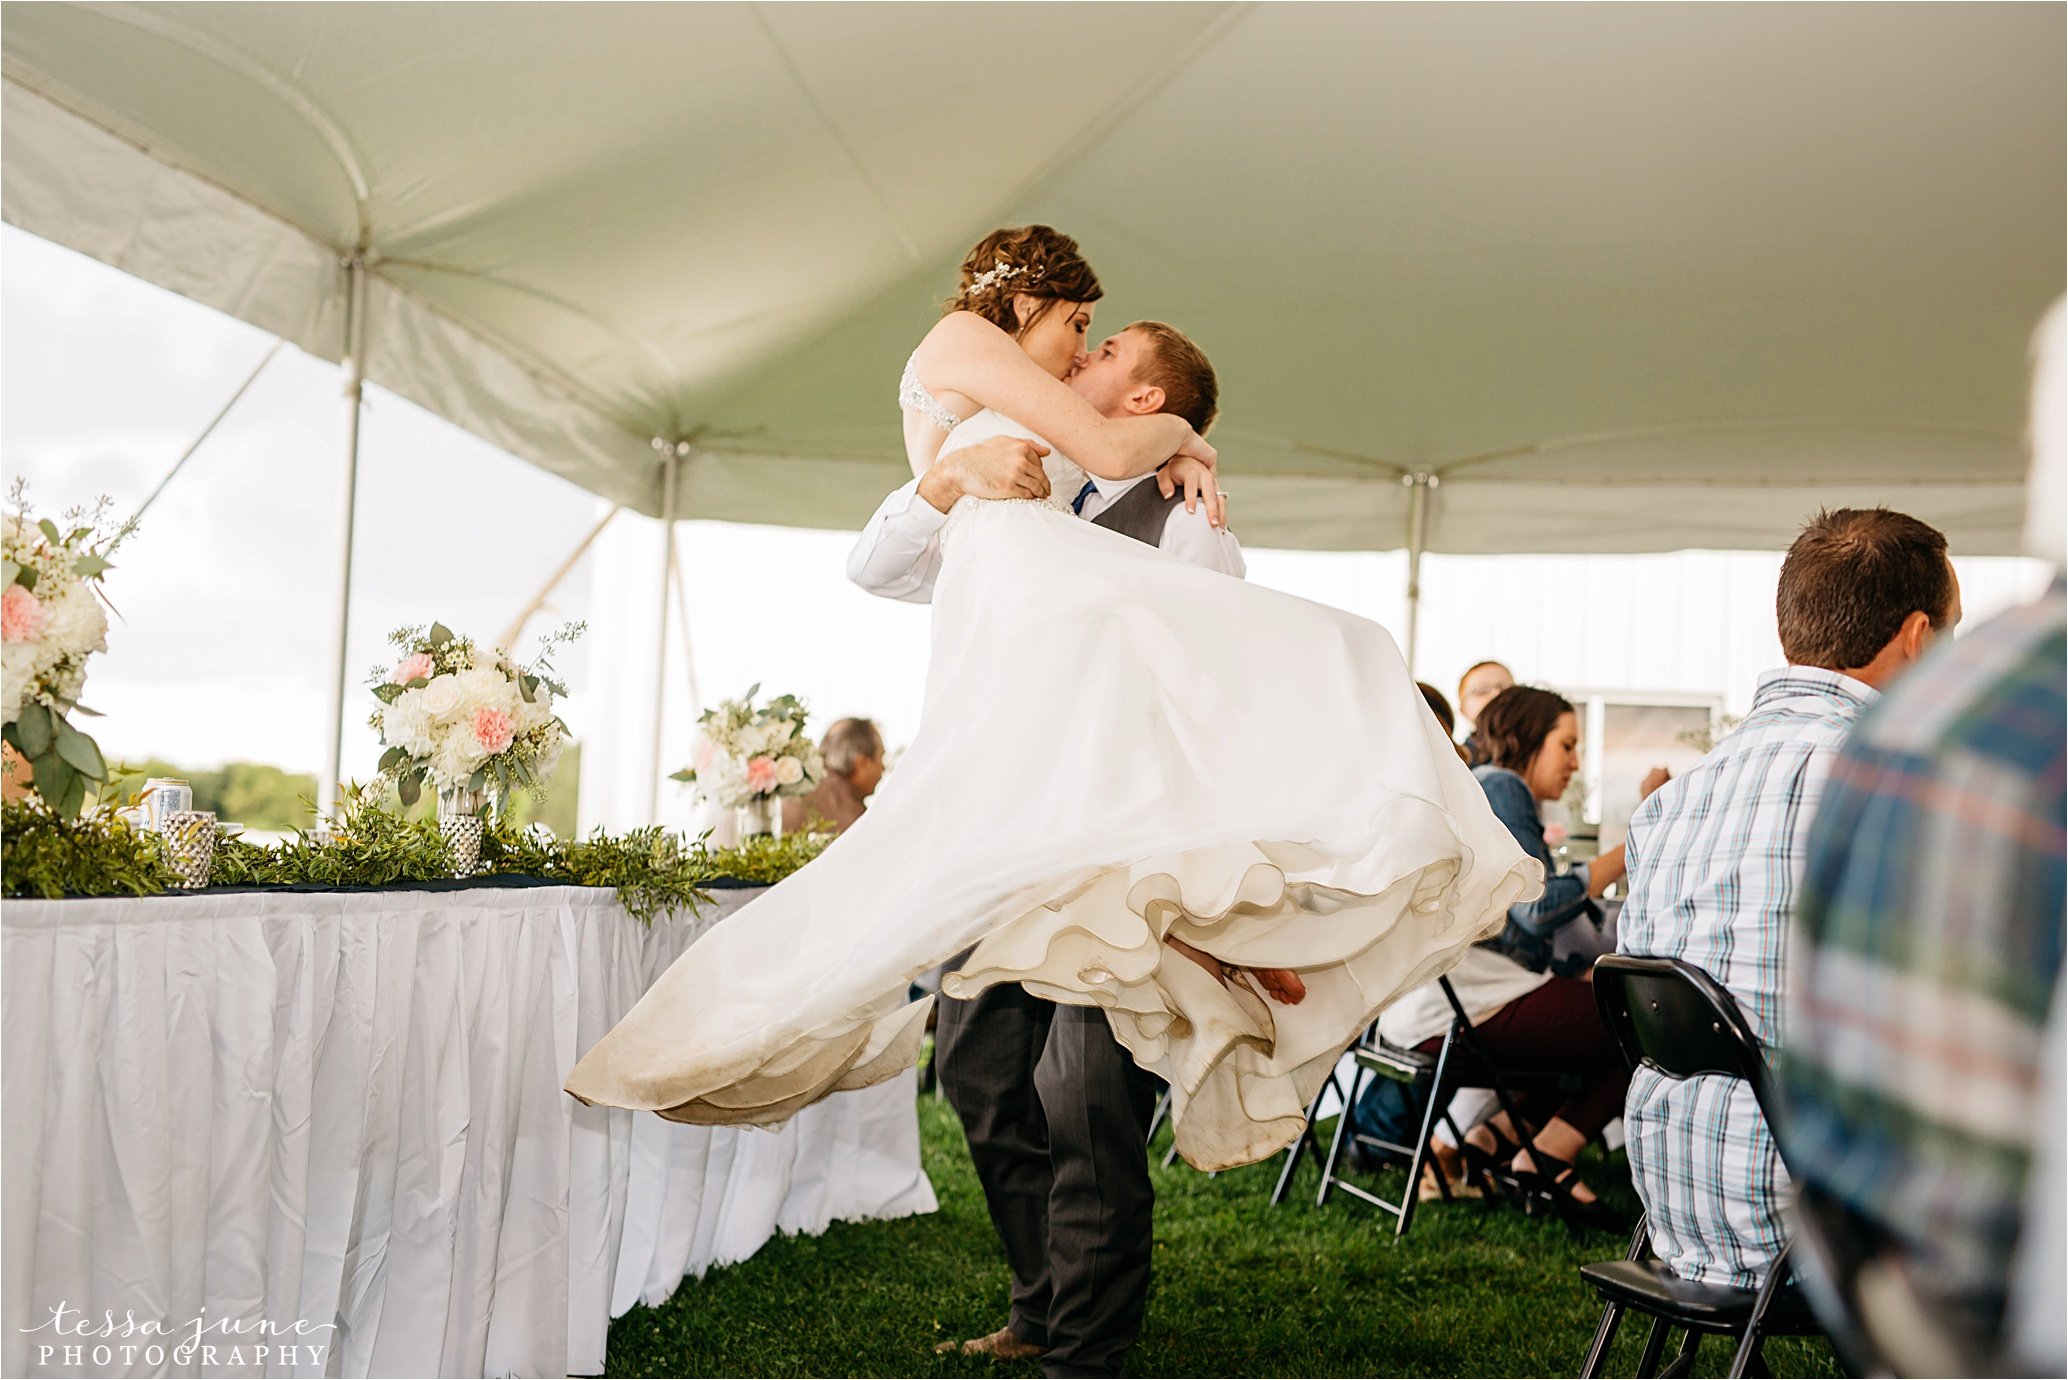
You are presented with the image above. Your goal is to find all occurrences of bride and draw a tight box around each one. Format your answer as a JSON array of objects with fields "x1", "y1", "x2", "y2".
[{"x1": 566, "y1": 228, "x2": 1542, "y2": 1171}]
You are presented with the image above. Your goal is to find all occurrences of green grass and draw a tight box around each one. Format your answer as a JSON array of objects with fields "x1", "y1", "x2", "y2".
[{"x1": 605, "y1": 1097, "x2": 1840, "y2": 1378}]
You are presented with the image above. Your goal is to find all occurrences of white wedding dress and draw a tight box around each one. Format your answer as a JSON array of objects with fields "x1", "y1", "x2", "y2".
[{"x1": 566, "y1": 384, "x2": 1543, "y2": 1171}]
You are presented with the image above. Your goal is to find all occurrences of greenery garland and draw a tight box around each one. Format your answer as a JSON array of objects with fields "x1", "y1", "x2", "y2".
[
  {"x1": 0, "y1": 798, "x2": 182, "y2": 899},
  {"x1": 3, "y1": 788, "x2": 830, "y2": 922}
]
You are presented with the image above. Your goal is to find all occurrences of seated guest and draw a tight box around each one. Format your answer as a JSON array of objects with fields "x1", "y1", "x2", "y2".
[
  {"x1": 1620, "y1": 505, "x2": 1961, "y2": 1291},
  {"x1": 1456, "y1": 659, "x2": 1513, "y2": 766},
  {"x1": 1417, "y1": 681, "x2": 1457, "y2": 737},
  {"x1": 780, "y1": 717, "x2": 885, "y2": 835},
  {"x1": 1380, "y1": 684, "x2": 1666, "y2": 1224},
  {"x1": 1780, "y1": 304, "x2": 2062, "y2": 1365},
  {"x1": 1416, "y1": 681, "x2": 1470, "y2": 763}
]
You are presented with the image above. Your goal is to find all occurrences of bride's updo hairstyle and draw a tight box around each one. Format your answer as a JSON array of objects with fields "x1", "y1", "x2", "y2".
[{"x1": 946, "y1": 225, "x2": 1103, "y2": 336}]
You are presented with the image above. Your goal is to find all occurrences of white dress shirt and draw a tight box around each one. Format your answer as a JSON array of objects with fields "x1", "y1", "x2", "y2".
[{"x1": 846, "y1": 422, "x2": 1246, "y2": 601}]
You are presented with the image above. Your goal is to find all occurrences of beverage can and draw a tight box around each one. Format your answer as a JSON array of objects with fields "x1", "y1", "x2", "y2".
[{"x1": 141, "y1": 778, "x2": 193, "y2": 831}]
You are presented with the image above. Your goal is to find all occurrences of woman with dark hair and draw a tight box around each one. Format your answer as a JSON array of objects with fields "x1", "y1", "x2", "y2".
[{"x1": 1379, "y1": 684, "x2": 1668, "y2": 1226}]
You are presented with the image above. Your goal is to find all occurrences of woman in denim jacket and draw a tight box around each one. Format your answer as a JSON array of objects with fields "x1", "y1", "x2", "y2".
[{"x1": 1380, "y1": 685, "x2": 1667, "y2": 1226}]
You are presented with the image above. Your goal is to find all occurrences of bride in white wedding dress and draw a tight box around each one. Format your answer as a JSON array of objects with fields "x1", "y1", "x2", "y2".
[{"x1": 566, "y1": 227, "x2": 1541, "y2": 1171}]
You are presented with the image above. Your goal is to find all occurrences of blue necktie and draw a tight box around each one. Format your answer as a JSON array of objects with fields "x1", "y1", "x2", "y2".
[{"x1": 1071, "y1": 479, "x2": 1098, "y2": 515}]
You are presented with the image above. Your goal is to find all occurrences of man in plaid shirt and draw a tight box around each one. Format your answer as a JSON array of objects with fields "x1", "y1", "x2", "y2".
[
  {"x1": 1780, "y1": 302, "x2": 2065, "y2": 1361},
  {"x1": 1618, "y1": 506, "x2": 1961, "y2": 1288}
]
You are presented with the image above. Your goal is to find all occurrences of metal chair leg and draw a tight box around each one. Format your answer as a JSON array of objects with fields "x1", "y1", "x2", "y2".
[
  {"x1": 1658, "y1": 1327, "x2": 1702, "y2": 1378},
  {"x1": 1394, "y1": 1036, "x2": 1456, "y2": 1238},
  {"x1": 1727, "y1": 1242, "x2": 1793, "y2": 1379},
  {"x1": 1580, "y1": 1299, "x2": 1626, "y2": 1378},
  {"x1": 1146, "y1": 1088, "x2": 1171, "y2": 1145},
  {"x1": 1271, "y1": 1088, "x2": 1326, "y2": 1205},
  {"x1": 1315, "y1": 1066, "x2": 1363, "y2": 1207},
  {"x1": 1635, "y1": 1316, "x2": 1672, "y2": 1378}
]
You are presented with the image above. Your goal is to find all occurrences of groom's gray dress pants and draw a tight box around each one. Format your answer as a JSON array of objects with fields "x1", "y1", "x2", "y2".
[{"x1": 935, "y1": 972, "x2": 1160, "y2": 1378}]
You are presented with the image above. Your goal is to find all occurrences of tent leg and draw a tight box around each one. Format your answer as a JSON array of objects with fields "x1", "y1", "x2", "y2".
[
  {"x1": 1402, "y1": 472, "x2": 1436, "y2": 677},
  {"x1": 668, "y1": 537, "x2": 702, "y2": 713},
  {"x1": 645, "y1": 445, "x2": 682, "y2": 824},
  {"x1": 319, "y1": 257, "x2": 367, "y2": 819}
]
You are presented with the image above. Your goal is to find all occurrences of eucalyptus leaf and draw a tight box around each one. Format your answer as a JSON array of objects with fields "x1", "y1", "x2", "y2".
[
  {"x1": 1, "y1": 558, "x2": 19, "y2": 586},
  {"x1": 373, "y1": 684, "x2": 404, "y2": 705},
  {"x1": 428, "y1": 622, "x2": 454, "y2": 647},
  {"x1": 14, "y1": 703, "x2": 55, "y2": 758},
  {"x1": 52, "y1": 719, "x2": 106, "y2": 782},
  {"x1": 468, "y1": 767, "x2": 487, "y2": 793},
  {"x1": 377, "y1": 746, "x2": 406, "y2": 772},
  {"x1": 56, "y1": 772, "x2": 87, "y2": 821},
  {"x1": 70, "y1": 554, "x2": 110, "y2": 579},
  {"x1": 15, "y1": 566, "x2": 35, "y2": 592},
  {"x1": 398, "y1": 772, "x2": 421, "y2": 808},
  {"x1": 37, "y1": 518, "x2": 61, "y2": 546},
  {"x1": 36, "y1": 753, "x2": 76, "y2": 809}
]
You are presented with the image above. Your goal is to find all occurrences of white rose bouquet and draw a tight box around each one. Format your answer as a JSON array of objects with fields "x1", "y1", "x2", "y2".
[
  {"x1": 671, "y1": 683, "x2": 824, "y2": 809},
  {"x1": 1, "y1": 483, "x2": 133, "y2": 818},
  {"x1": 369, "y1": 619, "x2": 581, "y2": 812}
]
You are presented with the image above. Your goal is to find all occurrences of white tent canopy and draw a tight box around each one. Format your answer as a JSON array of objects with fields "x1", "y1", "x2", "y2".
[{"x1": 4, "y1": 1, "x2": 2061, "y2": 556}]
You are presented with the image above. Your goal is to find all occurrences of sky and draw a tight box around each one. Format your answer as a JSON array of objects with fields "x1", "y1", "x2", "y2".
[{"x1": 1, "y1": 225, "x2": 2053, "y2": 821}]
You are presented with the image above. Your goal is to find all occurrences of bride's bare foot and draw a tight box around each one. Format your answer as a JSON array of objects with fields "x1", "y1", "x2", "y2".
[
  {"x1": 933, "y1": 1327, "x2": 1044, "y2": 1360},
  {"x1": 1163, "y1": 936, "x2": 1307, "y2": 1005}
]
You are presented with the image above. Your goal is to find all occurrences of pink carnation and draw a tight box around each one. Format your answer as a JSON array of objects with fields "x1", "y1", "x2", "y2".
[
  {"x1": 0, "y1": 585, "x2": 43, "y2": 644},
  {"x1": 473, "y1": 707, "x2": 516, "y2": 755},
  {"x1": 390, "y1": 652, "x2": 435, "y2": 685},
  {"x1": 745, "y1": 756, "x2": 779, "y2": 794}
]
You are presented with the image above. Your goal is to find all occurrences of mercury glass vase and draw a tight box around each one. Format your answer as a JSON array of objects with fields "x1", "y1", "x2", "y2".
[
  {"x1": 437, "y1": 785, "x2": 488, "y2": 876},
  {"x1": 734, "y1": 794, "x2": 782, "y2": 841}
]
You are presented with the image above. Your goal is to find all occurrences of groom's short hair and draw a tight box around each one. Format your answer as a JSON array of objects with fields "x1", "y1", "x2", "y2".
[{"x1": 1128, "y1": 321, "x2": 1219, "y2": 435}]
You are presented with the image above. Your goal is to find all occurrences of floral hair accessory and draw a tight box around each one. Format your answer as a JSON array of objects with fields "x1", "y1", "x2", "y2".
[{"x1": 966, "y1": 259, "x2": 1024, "y2": 296}]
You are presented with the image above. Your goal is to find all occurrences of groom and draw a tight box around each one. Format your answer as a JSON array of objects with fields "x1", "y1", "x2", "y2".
[{"x1": 848, "y1": 321, "x2": 1239, "y2": 1378}]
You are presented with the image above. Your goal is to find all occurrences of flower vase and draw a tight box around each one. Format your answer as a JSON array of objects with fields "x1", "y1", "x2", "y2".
[
  {"x1": 438, "y1": 785, "x2": 488, "y2": 876},
  {"x1": 735, "y1": 794, "x2": 782, "y2": 841}
]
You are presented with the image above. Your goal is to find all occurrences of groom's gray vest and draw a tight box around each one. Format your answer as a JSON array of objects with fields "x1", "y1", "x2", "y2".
[{"x1": 1087, "y1": 478, "x2": 1185, "y2": 547}]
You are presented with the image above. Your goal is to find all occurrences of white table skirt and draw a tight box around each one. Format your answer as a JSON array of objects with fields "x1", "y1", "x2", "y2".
[{"x1": 2, "y1": 884, "x2": 936, "y2": 1379}]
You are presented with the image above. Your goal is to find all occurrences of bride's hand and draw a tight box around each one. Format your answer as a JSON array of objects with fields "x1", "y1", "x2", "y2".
[{"x1": 1156, "y1": 454, "x2": 1227, "y2": 529}]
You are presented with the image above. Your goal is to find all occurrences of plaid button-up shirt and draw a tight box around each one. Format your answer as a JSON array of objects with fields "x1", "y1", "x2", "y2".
[
  {"x1": 1618, "y1": 666, "x2": 1878, "y2": 1288},
  {"x1": 1779, "y1": 587, "x2": 2066, "y2": 1336}
]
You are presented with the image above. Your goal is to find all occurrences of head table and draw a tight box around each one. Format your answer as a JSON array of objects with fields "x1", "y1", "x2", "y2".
[{"x1": 1, "y1": 880, "x2": 937, "y2": 1379}]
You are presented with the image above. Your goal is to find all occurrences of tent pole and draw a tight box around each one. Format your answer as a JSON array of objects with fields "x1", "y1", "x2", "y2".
[
  {"x1": 134, "y1": 339, "x2": 285, "y2": 523},
  {"x1": 319, "y1": 257, "x2": 368, "y2": 819},
  {"x1": 645, "y1": 444, "x2": 682, "y2": 823},
  {"x1": 1402, "y1": 472, "x2": 1436, "y2": 678},
  {"x1": 668, "y1": 538, "x2": 702, "y2": 714}
]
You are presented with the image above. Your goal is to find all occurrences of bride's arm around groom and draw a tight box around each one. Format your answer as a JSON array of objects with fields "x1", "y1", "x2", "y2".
[{"x1": 844, "y1": 434, "x2": 1058, "y2": 602}]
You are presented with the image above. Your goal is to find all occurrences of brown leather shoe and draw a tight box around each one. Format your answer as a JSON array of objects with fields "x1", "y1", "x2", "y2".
[{"x1": 933, "y1": 1327, "x2": 1045, "y2": 1361}]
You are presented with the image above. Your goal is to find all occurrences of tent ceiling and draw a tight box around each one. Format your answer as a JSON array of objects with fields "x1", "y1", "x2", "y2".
[{"x1": 2, "y1": 2, "x2": 2060, "y2": 553}]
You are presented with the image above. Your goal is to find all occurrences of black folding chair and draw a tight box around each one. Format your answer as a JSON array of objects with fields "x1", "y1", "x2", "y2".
[
  {"x1": 1580, "y1": 956, "x2": 1823, "y2": 1378},
  {"x1": 1315, "y1": 975, "x2": 1583, "y2": 1237},
  {"x1": 1267, "y1": 1060, "x2": 1355, "y2": 1204}
]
